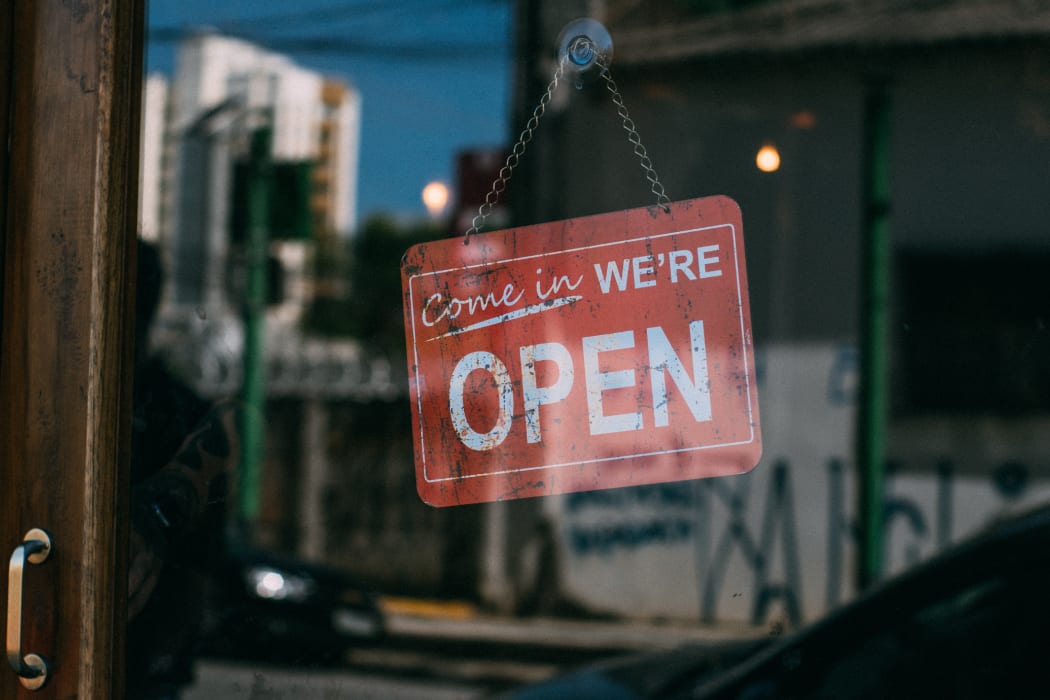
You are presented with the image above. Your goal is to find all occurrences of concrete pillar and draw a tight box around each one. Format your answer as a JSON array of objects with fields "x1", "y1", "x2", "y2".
[
  {"x1": 298, "y1": 397, "x2": 329, "y2": 560},
  {"x1": 480, "y1": 501, "x2": 515, "y2": 612}
]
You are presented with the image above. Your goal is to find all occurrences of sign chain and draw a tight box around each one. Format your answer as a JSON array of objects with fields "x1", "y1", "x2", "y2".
[
  {"x1": 597, "y1": 56, "x2": 671, "y2": 213},
  {"x1": 465, "y1": 57, "x2": 569, "y2": 243},
  {"x1": 464, "y1": 42, "x2": 672, "y2": 243}
]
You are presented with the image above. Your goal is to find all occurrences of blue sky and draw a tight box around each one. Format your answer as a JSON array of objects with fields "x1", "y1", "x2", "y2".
[{"x1": 147, "y1": 0, "x2": 513, "y2": 229}]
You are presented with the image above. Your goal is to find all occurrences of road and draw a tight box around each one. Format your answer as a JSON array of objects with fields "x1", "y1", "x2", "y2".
[
  {"x1": 184, "y1": 660, "x2": 487, "y2": 700},
  {"x1": 183, "y1": 604, "x2": 765, "y2": 698},
  {"x1": 183, "y1": 638, "x2": 567, "y2": 699}
]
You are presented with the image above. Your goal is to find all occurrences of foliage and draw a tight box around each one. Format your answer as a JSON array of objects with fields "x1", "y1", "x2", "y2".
[{"x1": 303, "y1": 215, "x2": 445, "y2": 355}]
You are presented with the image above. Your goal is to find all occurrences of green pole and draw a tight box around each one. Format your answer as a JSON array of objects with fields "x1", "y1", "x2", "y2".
[
  {"x1": 239, "y1": 127, "x2": 271, "y2": 526},
  {"x1": 857, "y1": 82, "x2": 892, "y2": 591}
]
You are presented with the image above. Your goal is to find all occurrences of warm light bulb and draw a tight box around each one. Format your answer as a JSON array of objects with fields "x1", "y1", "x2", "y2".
[
  {"x1": 756, "y1": 144, "x2": 781, "y2": 173},
  {"x1": 422, "y1": 181, "x2": 450, "y2": 218}
]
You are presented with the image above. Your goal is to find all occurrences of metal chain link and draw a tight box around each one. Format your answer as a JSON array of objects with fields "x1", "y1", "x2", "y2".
[
  {"x1": 464, "y1": 43, "x2": 672, "y2": 243},
  {"x1": 597, "y1": 56, "x2": 671, "y2": 212},
  {"x1": 464, "y1": 57, "x2": 568, "y2": 242}
]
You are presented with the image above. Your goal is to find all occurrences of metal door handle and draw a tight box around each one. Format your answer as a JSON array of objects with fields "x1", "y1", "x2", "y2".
[{"x1": 6, "y1": 529, "x2": 51, "y2": 690}]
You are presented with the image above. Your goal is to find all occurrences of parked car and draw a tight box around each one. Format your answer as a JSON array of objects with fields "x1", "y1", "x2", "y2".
[
  {"x1": 199, "y1": 544, "x2": 386, "y2": 664},
  {"x1": 503, "y1": 504, "x2": 1050, "y2": 699}
]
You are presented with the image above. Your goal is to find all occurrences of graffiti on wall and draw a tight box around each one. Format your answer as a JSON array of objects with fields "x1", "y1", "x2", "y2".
[
  {"x1": 561, "y1": 456, "x2": 1043, "y2": 626},
  {"x1": 553, "y1": 345, "x2": 1050, "y2": 625}
]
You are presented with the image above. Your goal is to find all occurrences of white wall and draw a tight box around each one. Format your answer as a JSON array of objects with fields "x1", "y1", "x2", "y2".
[
  {"x1": 331, "y1": 87, "x2": 361, "y2": 234},
  {"x1": 544, "y1": 343, "x2": 1050, "y2": 625},
  {"x1": 139, "y1": 74, "x2": 169, "y2": 242}
]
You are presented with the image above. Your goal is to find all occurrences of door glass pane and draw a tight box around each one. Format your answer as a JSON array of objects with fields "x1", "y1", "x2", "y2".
[{"x1": 128, "y1": 2, "x2": 1050, "y2": 699}]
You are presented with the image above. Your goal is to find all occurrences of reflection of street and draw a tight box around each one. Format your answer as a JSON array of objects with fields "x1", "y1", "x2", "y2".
[
  {"x1": 186, "y1": 604, "x2": 762, "y2": 698},
  {"x1": 185, "y1": 661, "x2": 482, "y2": 700}
]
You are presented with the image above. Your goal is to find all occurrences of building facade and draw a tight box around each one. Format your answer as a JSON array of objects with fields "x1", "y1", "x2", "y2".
[
  {"x1": 139, "y1": 32, "x2": 361, "y2": 336},
  {"x1": 496, "y1": 0, "x2": 1050, "y2": 625},
  {"x1": 136, "y1": 31, "x2": 370, "y2": 400}
]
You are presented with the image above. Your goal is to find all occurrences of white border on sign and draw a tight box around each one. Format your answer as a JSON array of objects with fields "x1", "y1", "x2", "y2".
[{"x1": 407, "y1": 223, "x2": 756, "y2": 484}]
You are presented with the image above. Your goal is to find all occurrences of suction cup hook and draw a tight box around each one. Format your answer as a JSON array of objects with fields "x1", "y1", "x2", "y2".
[{"x1": 557, "y1": 18, "x2": 613, "y2": 87}]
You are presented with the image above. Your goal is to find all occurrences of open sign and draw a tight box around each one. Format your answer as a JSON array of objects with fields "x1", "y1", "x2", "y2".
[{"x1": 402, "y1": 196, "x2": 761, "y2": 507}]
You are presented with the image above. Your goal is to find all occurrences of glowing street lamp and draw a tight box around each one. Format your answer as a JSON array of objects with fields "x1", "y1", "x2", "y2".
[
  {"x1": 756, "y1": 144, "x2": 781, "y2": 173},
  {"x1": 422, "y1": 181, "x2": 450, "y2": 218}
]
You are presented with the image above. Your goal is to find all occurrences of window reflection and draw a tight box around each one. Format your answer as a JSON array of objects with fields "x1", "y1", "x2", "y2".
[{"x1": 129, "y1": 1, "x2": 1050, "y2": 697}]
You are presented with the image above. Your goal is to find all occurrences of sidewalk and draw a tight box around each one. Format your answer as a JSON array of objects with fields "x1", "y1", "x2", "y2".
[
  {"x1": 378, "y1": 596, "x2": 768, "y2": 657},
  {"x1": 186, "y1": 598, "x2": 770, "y2": 697}
]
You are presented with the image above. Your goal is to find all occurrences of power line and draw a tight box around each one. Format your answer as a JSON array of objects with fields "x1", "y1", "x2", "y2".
[
  {"x1": 148, "y1": 0, "x2": 511, "y2": 63},
  {"x1": 210, "y1": 0, "x2": 417, "y2": 28},
  {"x1": 258, "y1": 35, "x2": 507, "y2": 60},
  {"x1": 179, "y1": 0, "x2": 508, "y2": 33},
  {"x1": 147, "y1": 27, "x2": 508, "y2": 62}
]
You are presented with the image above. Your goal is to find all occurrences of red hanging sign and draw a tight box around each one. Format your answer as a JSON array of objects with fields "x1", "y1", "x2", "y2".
[{"x1": 402, "y1": 195, "x2": 761, "y2": 506}]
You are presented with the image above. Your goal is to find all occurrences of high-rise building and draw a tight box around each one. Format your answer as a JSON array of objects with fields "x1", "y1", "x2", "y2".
[
  {"x1": 315, "y1": 79, "x2": 360, "y2": 238},
  {"x1": 139, "y1": 73, "x2": 172, "y2": 244},
  {"x1": 137, "y1": 31, "x2": 364, "y2": 397},
  {"x1": 140, "y1": 31, "x2": 361, "y2": 329}
]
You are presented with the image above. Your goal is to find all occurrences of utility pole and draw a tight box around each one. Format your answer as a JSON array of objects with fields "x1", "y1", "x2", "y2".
[
  {"x1": 239, "y1": 126, "x2": 272, "y2": 528},
  {"x1": 856, "y1": 81, "x2": 892, "y2": 591}
]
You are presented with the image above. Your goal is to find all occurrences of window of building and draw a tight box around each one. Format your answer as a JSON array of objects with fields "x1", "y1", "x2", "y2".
[{"x1": 894, "y1": 250, "x2": 1050, "y2": 416}]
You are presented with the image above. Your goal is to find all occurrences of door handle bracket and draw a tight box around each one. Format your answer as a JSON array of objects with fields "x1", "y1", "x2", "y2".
[{"x1": 7, "y1": 529, "x2": 52, "y2": 690}]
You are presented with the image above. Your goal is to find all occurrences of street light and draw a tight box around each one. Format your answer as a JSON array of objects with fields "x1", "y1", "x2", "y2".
[
  {"x1": 422, "y1": 180, "x2": 450, "y2": 219},
  {"x1": 756, "y1": 144, "x2": 781, "y2": 173}
]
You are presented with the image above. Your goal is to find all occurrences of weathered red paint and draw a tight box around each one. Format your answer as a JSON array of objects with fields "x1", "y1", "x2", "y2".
[{"x1": 402, "y1": 195, "x2": 761, "y2": 507}]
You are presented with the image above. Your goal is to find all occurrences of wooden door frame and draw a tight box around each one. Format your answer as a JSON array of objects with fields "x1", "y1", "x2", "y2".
[{"x1": 0, "y1": 1, "x2": 143, "y2": 697}]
